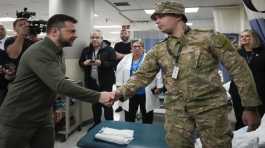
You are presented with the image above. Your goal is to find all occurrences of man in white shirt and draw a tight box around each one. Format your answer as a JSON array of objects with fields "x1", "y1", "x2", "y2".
[{"x1": 0, "y1": 24, "x2": 7, "y2": 51}]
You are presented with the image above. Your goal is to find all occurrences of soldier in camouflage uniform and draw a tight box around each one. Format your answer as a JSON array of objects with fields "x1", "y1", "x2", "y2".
[{"x1": 114, "y1": 1, "x2": 262, "y2": 148}]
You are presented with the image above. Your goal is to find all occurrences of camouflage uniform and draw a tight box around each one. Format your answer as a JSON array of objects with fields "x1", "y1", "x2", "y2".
[{"x1": 117, "y1": 2, "x2": 262, "y2": 146}]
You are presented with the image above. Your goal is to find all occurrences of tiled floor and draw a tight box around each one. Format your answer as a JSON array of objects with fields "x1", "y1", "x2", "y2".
[{"x1": 54, "y1": 125, "x2": 90, "y2": 148}]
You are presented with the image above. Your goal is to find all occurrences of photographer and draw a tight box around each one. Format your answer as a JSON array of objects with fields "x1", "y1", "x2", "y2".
[
  {"x1": 3, "y1": 18, "x2": 34, "y2": 101},
  {"x1": 5, "y1": 18, "x2": 33, "y2": 64}
]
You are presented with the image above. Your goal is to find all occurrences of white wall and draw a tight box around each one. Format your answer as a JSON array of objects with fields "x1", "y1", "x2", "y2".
[{"x1": 214, "y1": 7, "x2": 241, "y2": 33}]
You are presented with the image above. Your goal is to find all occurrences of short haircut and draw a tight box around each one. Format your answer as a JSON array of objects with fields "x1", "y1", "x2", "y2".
[
  {"x1": 13, "y1": 18, "x2": 28, "y2": 28},
  {"x1": 47, "y1": 14, "x2": 77, "y2": 33}
]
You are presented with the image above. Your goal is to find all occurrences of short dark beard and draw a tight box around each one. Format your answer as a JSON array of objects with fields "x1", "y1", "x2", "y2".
[
  {"x1": 121, "y1": 36, "x2": 129, "y2": 42},
  {"x1": 58, "y1": 33, "x2": 71, "y2": 47}
]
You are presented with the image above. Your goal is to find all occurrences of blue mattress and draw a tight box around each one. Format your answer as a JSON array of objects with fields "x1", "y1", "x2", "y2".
[{"x1": 77, "y1": 121, "x2": 168, "y2": 148}]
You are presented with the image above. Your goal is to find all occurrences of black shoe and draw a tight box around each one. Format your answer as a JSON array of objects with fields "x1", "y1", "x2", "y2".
[{"x1": 115, "y1": 106, "x2": 123, "y2": 112}]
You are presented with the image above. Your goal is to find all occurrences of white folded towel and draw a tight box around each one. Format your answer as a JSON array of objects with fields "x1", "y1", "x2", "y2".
[{"x1": 95, "y1": 127, "x2": 134, "y2": 145}]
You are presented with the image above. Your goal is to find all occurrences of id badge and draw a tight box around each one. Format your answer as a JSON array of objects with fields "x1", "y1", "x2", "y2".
[{"x1": 172, "y1": 66, "x2": 179, "y2": 79}]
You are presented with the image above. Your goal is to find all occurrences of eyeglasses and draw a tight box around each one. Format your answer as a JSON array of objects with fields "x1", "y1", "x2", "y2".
[{"x1": 132, "y1": 45, "x2": 142, "y2": 48}]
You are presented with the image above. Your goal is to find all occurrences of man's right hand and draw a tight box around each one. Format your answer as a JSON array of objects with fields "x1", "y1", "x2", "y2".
[
  {"x1": 83, "y1": 59, "x2": 91, "y2": 66},
  {"x1": 99, "y1": 91, "x2": 115, "y2": 107},
  {"x1": 84, "y1": 59, "x2": 98, "y2": 66}
]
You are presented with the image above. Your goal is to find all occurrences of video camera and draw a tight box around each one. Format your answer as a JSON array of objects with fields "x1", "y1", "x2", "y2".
[{"x1": 16, "y1": 8, "x2": 47, "y2": 35}]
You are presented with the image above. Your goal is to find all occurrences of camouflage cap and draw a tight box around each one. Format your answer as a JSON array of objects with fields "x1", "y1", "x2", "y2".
[{"x1": 151, "y1": 1, "x2": 187, "y2": 22}]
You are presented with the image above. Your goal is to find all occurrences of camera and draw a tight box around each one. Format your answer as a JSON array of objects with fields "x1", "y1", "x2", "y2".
[
  {"x1": 90, "y1": 60, "x2": 96, "y2": 63},
  {"x1": 16, "y1": 8, "x2": 47, "y2": 35},
  {"x1": 29, "y1": 20, "x2": 47, "y2": 35}
]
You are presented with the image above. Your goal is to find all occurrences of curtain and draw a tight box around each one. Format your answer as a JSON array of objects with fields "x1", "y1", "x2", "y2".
[
  {"x1": 250, "y1": 18, "x2": 265, "y2": 48},
  {"x1": 133, "y1": 30, "x2": 166, "y2": 52},
  {"x1": 242, "y1": 0, "x2": 265, "y2": 47}
]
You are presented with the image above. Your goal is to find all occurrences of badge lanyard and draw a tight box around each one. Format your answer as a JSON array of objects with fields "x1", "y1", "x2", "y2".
[
  {"x1": 130, "y1": 54, "x2": 144, "y2": 76},
  {"x1": 166, "y1": 39, "x2": 183, "y2": 79},
  {"x1": 245, "y1": 52, "x2": 256, "y2": 64}
]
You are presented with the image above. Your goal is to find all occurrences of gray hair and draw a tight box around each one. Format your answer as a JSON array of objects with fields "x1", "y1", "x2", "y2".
[
  {"x1": 90, "y1": 29, "x2": 103, "y2": 39},
  {"x1": 131, "y1": 39, "x2": 144, "y2": 47},
  {"x1": 241, "y1": 29, "x2": 261, "y2": 49}
]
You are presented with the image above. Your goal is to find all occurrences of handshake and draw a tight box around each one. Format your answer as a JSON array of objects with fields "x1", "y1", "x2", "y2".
[{"x1": 98, "y1": 91, "x2": 121, "y2": 107}]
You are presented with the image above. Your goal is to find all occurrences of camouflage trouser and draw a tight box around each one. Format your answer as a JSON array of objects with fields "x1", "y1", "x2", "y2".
[{"x1": 165, "y1": 104, "x2": 232, "y2": 148}]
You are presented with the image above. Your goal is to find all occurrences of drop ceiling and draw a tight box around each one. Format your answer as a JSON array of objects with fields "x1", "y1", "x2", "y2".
[{"x1": 0, "y1": 0, "x2": 242, "y2": 40}]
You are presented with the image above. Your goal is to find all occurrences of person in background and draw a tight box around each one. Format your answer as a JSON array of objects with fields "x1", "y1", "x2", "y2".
[
  {"x1": 79, "y1": 30, "x2": 116, "y2": 128},
  {"x1": 113, "y1": 1, "x2": 262, "y2": 147},
  {"x1": 0, "y1": 14, "x2": 114, "y2": 148},
  {"x1": 228, "y1": 30, "x2": 265, "y2": 131},
  {"x1": 114, "y1": 29, "x2": 131, "y2": 63},
  {"x1": 238, "y1": 30, "x2": 265, "y2": 118},
  {"x1": 0, "y1": 50, "x2": 9, "y2": 105},
  {"x1": 5, "y1": 18, "x2": 33, "y2": 66},
  {"x1": 114, "y1": 29, "x2": 131, "y2": 112},
  {"x1": 116, "y1": 40, "x2": 163, "y2": 123},
  {"x1": 0, "y1": 24, "x2": 7, "y2": 51},
  {"x1": 0, "y1": 24, "x2": 9, "y2": 99},
  {"x1": 1, "y1": 19, "x2": 34, "y2": 105}
]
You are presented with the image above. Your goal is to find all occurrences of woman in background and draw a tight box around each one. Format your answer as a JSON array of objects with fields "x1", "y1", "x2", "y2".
[
  {"x1": 115, "y1": 40, "x2": 163, "y2": 124},
  {"x1": 238, "y1": 29, "x2": 265, "y2": 117},
  {"x1": 229, "y1": 29, "x2": 265, "y2": 131}
]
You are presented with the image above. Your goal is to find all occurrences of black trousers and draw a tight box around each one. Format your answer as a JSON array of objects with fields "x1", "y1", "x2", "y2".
[
  {"x1": 92, "y1": 102, "x2": 113, "y2": 125},
  {"x1": 229, "y1": 81, "x2": 244, "y2": 130},
  {"x1": 85, "y1": 81, "x2": 114, "y2": 125},
  {"x1": 0, "y1": 123, "x2": 54, "y2": 148},
  {"x1": 125, "y1": 94, "x2": 153, "y2": 124}
]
